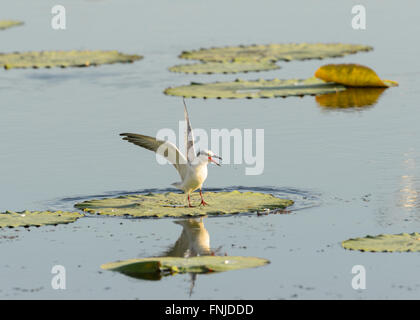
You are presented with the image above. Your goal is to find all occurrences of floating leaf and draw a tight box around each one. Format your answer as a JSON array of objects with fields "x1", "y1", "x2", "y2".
[
  {"x1": 0, "y1": 210, "x2": 83, "y2": 228},
  {"x1": 316, "y1": 87, "x2": 386, "y2": 108},
  {"x1": 315, "y1": 64, "x2": 398, "y2": 87},
  {"x1": 0, "y1": 50, "x2": 142, "y2": 70},
  {"x1": 164, "y1": 77, "x2": 345, "y2": 99},
  {"x1": 0, "y1": 20, "x2": 23, "y2": 30},
  {"x1": 342, "y1": 233, "x2": 420, "y2": 252},
  {"x1": 101, "y1": 256, "x2": 269, "y2": 279},
  {"x1": 180, "y1": 43, "x2": 372, "y2": 62},
  {"x1": 171, "y1": 43, "x2": 372, "y2": 74},
  {"x1": 75, "y1": 191, "x2": 293, "y2": 218},
  {"x1": 169, "y1": 60, "x2": 279, "y2": 74}
]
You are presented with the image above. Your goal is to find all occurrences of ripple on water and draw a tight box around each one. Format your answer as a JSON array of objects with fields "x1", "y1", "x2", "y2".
[{"x1": 44, "y1": 186, "x2": 322, "y2": 215}]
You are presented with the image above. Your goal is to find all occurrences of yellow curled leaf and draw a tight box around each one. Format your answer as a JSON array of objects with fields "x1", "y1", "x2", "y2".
[{"x1": 315, "y1": 63, "x2": 398, "y2": 87}]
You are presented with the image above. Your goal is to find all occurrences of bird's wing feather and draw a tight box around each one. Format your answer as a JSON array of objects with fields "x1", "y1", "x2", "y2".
[
  {"x1": 183, "y1": 99, "x2": 196, "y2": 163},
  {"x1": 120, "y1": 133, "x2": 188, "y2": 180}
]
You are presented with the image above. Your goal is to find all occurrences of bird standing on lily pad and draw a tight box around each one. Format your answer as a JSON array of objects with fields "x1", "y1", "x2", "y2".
[{"x1": 120, "y1": 100, "x2": 222, "y2": 207}]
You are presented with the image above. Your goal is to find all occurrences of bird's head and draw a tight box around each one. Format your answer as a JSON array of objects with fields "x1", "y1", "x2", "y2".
[{"x1": 196, "y1": 150, "x2": 222, "y2": 166}]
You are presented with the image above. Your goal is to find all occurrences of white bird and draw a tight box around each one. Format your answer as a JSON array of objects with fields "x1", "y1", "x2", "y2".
[{"x1": 120, "y1": 100, "x2": 222, "y2": 207}]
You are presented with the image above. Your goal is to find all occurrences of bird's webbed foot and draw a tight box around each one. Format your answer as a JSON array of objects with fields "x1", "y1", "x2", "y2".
[{"x1": 200, "y1": 200, "x2": 208, "y2": 206}]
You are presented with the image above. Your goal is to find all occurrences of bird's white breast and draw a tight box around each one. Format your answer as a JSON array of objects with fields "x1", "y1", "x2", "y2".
[{"x1": 182, "y1": 163, "x2": 208, "y2": 193}]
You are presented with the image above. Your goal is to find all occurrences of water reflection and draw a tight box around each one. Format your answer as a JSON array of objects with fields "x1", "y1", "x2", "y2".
[
  {"x1": 163, "y1": 218, "x2": 213, "y2": 296},
  {"x1": 398, "y1": 152, "x2": 420, "y2": 210},
  {"x1": 163, "y1": 218, "x2": 211, "y2": 257},
  {"x1": 399, "y1": 175, "x2": 419, "y2": 209},
  {"x1": 378, "y1": 149, "x2": 420, "y2": 226},
  {"x1": 316, "y1": 87, "x2": 387, "y2": 109},
  {"x1": 117, "y1": 218, "x2": 217, "y2": 296}
]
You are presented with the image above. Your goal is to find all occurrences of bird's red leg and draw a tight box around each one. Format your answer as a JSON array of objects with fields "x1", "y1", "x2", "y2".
[
  {"x1": 199, "y1": 189, "x2": 208, "y2": 206},
  {"x1": 188, "y1": 194, "x2": 194, "y2": 208}
]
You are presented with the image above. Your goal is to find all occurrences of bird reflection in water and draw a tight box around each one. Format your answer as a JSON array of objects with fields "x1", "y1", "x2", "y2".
[
  {"x1": 162, "y1": 218, "x2": 219, "y2": 296},
  {"x1": 163, "y1": 218, "x2": 212, "y2": 258},
  {"x1": 122, "y1": 218, "x2": 219, "y2": 296}
]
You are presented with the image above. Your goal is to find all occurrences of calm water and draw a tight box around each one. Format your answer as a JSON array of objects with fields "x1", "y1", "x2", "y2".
[{"x1": 1, "y1": 0, "x2": 420, "y2": 299}]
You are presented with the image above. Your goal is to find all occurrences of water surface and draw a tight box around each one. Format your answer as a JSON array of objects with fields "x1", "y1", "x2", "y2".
[{"x1": 1, "y1": 0, "x2": 420, "y2": 299}]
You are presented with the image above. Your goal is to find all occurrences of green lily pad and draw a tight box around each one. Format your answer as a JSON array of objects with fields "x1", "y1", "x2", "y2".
[
  {"x1": 74, "y1": 191, "x2": 294, "y2": 218},
  {"x1": 171, "y1": 43, "x2": 372, "y2": 74},
  {"x1": 0, "y1": 210, "x2": 83, "y2": 228},
  {"x1": 169, "y1": 60, "x2": 279, "y2": 74},
  {"x1": 180, "y1": 43, "x2": 372, "y2": 62},
  {"x1": 164, "y1": 77, "x2": 346, "y2": 99},
  {"x1": 342, "y1": 232, "x2": 420, "y2": 252},
  {"x1": 0, "y1": 20, "x2": 23, "y2": 30},
  {"x1": 101, "y1": 256, "x2": 269, "y2": 279},
  {"x1": 0, "y1": 50, "x2": 142, "y2": 70}
]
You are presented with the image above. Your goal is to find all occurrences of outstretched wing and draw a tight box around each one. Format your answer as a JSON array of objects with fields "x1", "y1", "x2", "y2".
[
  {"x1": 120, "y1": 133, "x2": 188, "y2": 180},
  {"x1": 183, "y1": 99, "x2": 196, "y2": 163}
]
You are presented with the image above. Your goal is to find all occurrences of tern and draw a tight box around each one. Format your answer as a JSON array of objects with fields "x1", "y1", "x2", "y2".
[{"x1": 120, "y1": 100, "x2": 222, "y2": 207}]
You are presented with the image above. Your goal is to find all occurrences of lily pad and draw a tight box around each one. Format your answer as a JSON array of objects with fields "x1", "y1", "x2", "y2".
[
  {"x1": 74, "y1": 190, "x2": 294, "y2": 218},
  {"x1": 164, "y1": 77, "x2": 346, "y2": 99},
  {"x1": 169, "y1": 60, "x2": 279, "y2": 74},
  {"x1": 342, "y1": 233, "x2": 420, "y2": 252},
  {"x1": 316, "y1": 87, "x2": 387, "y2": 108},
  {"x1": 101, "y1": 256, "x2": 269, "y2": 279},
  {"x1": 171, "y1": 43, "x2": 372, "y2": 74},
  {"x1": 0, "y1": 20, "x2": 23, "y2": 30},
  {"x1": 0, "y1": 50, "x2": 142, "y2": 70},
  {"x1": 315, "y1": 64, "x2": 398, "y2": 87},
  {"x1": 0, "y1": 210, "x2": 83, "y2": 228},
  {"x1": 180, "y1": 43, "x2": 372, "y2": 63}
]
